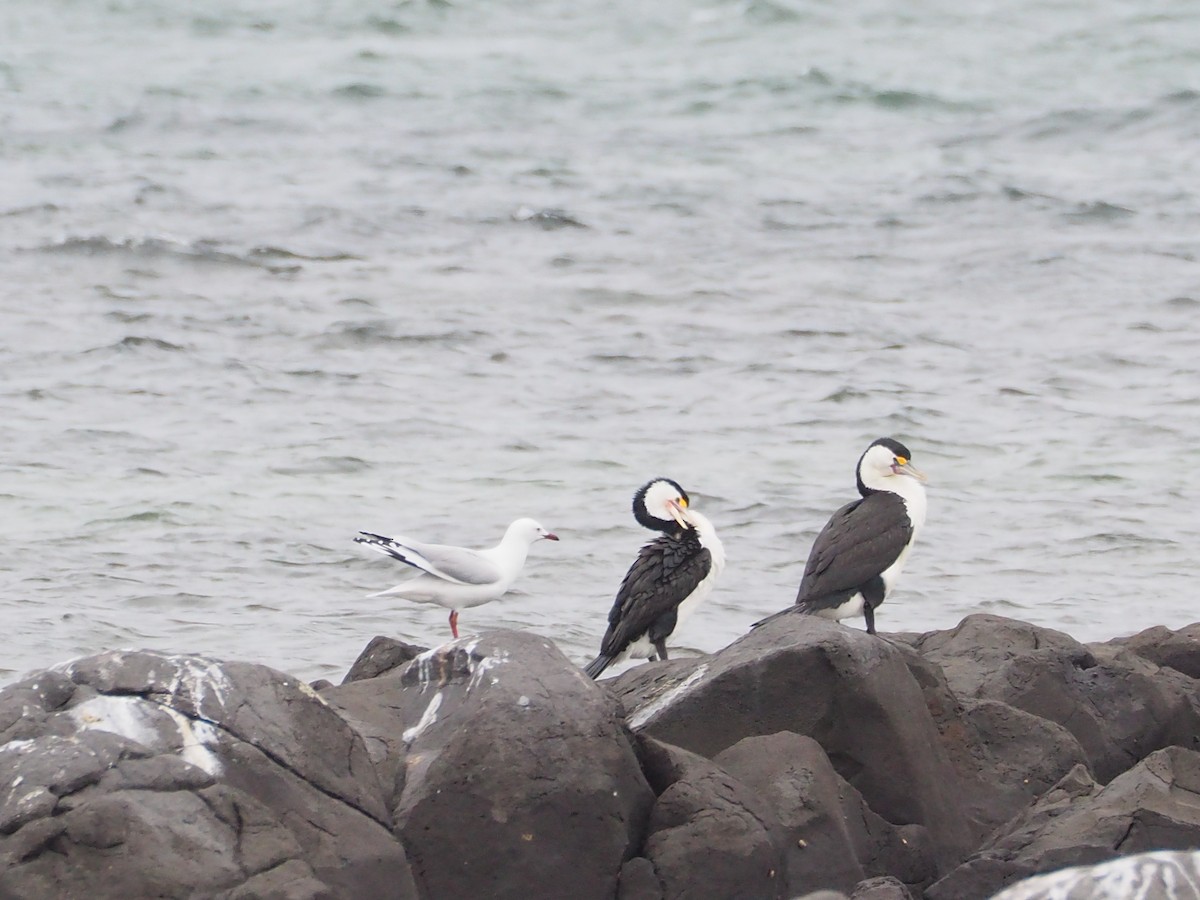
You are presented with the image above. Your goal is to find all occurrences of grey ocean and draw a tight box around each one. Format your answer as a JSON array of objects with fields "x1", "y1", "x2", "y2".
[{"x1": 3, "y1": 0, "x2": 1199, "y2": 684}]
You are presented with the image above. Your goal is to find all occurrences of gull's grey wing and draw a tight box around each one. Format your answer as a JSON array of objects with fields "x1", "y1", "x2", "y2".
[{"x1": 355, "y1": 532, "x2": 501, "y2": 585}]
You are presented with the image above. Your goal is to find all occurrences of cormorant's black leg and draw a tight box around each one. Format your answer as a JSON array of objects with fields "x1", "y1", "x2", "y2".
[
  {"x1": 653, "y1": 638, "x2": 669, "y2": 661},
  {"x1": 864, "y1": 603, "x2": 876, "y2": 635}
]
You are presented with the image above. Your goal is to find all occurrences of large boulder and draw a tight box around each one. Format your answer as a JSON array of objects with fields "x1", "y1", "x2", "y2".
[
  {"x1": 928, "y1": 747, "x2": 1200, "y2": 899},
  {"x1": 0, "y1": 651, "x2": 414, "y2": 900},
  {"x1": 891, "y1": 639, "x2": 1090, "y2": 838},
  {"x1": 634, "y1": 735, "x2": 786, "y2": 899},
  {"x1": 608, "y1": 615, "x2": 974, "y2": 867},
  {"x1": 324, "y1": 631, "x2": 655, "y2": 900},
  {"x1": 913, "y1": 615, "x2": 1200, "y2": 783},
  {"x1": 712, "y1": 732, "x2": 934, "y2": 895}
]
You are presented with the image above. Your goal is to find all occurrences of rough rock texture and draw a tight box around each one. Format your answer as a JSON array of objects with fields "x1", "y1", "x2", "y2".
[
  {"x1": 990, "y1": 849, "x2": 1200, "y2": 900},
  {"x1": 342, "y1": 635, "x2": 428, "y2": 684},
  {"x1": 1108, "y1": 623, "x2": 1200, "y2": 680},
  {"x1": 893, "y1": 642, "x2": 1090, "y2": 838},
  {"x1": 0, "y1": 651, "x2": 414, "y2": 900},
  {"x1": 635, "y1": 735, "x2": 785, "y2": 900},
  {"x1": 928, "y1": 748, "x2": 1200, "y2": 899},
  {"x1": 712, "y1": 732, "x2": 934, "y2": 895},
  {"x1": 914, "y1": 614, "x2": 1200, "y2": 783},
  {"x1": 609, "y1": 614, "x2": 975, "y2": 867},
  {"x1": 851, "y1": 876, "x2": 915, "y2": 900},
  {"x1": 324, "y1": 631, "x2": 655, "y2": 900},
  {"x1": 5, "y1": 612, "x2": 1200, "y2": 900}
]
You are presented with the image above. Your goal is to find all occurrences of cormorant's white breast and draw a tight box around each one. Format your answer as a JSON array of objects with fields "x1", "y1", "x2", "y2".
[
  {"x1": 585, "y1": 479, "x2": 725, "y2": 679},
  {"x1": 792, "y1": 437, "x2": 927, "y2": 634}
]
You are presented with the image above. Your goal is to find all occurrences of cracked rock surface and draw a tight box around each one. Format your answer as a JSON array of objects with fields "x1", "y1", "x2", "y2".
[
  {"x1": 0, "y1": 650, "x2": 415, "y2": 900},
  {"x1": 324, "y1": 630, "x2": 655, "y2": 900},
  {"x1": 4, "y1": 614, "x2": 1200, "y2": 899}
]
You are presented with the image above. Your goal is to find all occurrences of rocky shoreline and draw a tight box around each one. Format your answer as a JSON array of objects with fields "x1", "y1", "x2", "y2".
[{"x1": 2, "y1": 612, "x2": 1199, "y2": 899}]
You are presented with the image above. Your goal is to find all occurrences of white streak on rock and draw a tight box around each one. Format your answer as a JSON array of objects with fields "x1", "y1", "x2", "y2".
[
  {"x1": 991, "y1": 850, "x2": 1200, "y2": 900},
  {"x1": 70, "y1": 695, "x2": 157, "y2": 746},
  {"x1": 627, "y1": 664, "x2": 710, "y2": 730},
  {"x1": 403, "y1": 692, "x2": 443, "y2": 744},
  {"x1": 68, "y1": 694, "x2": 223, "y2": 776},
  {"x1": 164, "y1": 655, "x2": 232, "y2": 711}
]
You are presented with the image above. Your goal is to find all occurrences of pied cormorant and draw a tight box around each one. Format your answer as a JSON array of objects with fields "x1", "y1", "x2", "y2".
[
  {"x1": 584, "y1": 478, "x2": 725, "y2": 678},
  {"x1": 792, "y1": 437, "x2": 927, "y2": 634}
]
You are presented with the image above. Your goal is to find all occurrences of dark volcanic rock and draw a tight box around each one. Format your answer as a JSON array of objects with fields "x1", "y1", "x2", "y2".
[
  {"x1": 712, "y1": 731, "x2": 934, "y2": 894},
  {"x1": 609, "y1": 614, "x2": 974, "y2": 867},
  {"x1": 850, "y1": 876, "x2": 915, "y2": 900},
  {"x1": 915, "y1": 614, "x2": 1200, "y2": 782},
  {"x1": 0, "y1": 651, "x2": 414, "y2": 900},
  {"x1": 342, "y1": 635, "x2": 429, "y2": 684},
  {"x1": 892, "y1": 642, "x2": 1090, "y2": 837},
  {"x1": 327, "y1": 631, "x2": 654, "y2": 900},
  {"x1": 928, "y1": 747, "x2": 1200, "y2": 900},
  {"x1": 617, "y1": 856, "x2": 663, "y2": 900},
  {"x1": 636, "y1": 735, "x2": 786, "y2": 900},
  {"x1": 1105, "y1": 623, "x2": 1200, "y2": 680}
]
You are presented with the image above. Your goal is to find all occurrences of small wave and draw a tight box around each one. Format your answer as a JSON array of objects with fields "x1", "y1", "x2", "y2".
[
  {"x1": 320, "y1": 321, "x2": 485, "y2": 348},
  {"x1": 741, "y1": 0, "x2": 814, "y2": 25},
  {"x1": 333, "y1": 82, "x2": 386, "y2": 99},
  {"x1": 511, "y1": 206, "x2": 588, "y2": 229},
  {"x1": 1, "y1": 202, "x2": 58, "y2": 218},
  {"x1": 248, "y1": 245, "x2": 360, "y2": 262},
  {"x1": 33, "y1": 235, "x2": 257, "y2": 267},
  {"x1": 830, "y1": 81, "x2": 978, "y2": 113},
  {"x1": 272, "y1": 456, "x2": 372, "y2": 475},
  {"x1": 84, "y1": 335, "x2": 186, "y2": 354},
  {"x1": 84, "y1": 510, "x2": 183, "y2": 527},
  {"x1": 822, "y1": 387, "x2": 870, "y2": 403},
  {"x1": 29, "y1": 235, "x2": 329, "y2": 274},
  {"x1": 1062, "y1": 201, "x2": 1136, "y2": 223},
  {"x1": 366, "y1": 16, "x2": 409, "y2": 35},
  {"x1": 1017, "y1": 91, "x2": 1200, "y2": 142}
]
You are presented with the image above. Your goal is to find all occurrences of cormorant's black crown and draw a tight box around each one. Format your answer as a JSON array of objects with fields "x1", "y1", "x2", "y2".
[{"x1": 870, "y1": 437, "x2": 912, "y2": 460}]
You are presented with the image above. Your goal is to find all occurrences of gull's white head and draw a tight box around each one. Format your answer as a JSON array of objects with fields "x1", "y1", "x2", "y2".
[
  {"x1": 506, "y1": 517, "x2": 560, "y2": 544},
  {"x1": 857, "y1": 437, "x2": 927, "y2": 495}
]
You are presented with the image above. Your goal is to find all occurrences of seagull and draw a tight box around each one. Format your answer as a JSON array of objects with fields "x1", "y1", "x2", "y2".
[
  {"x1": 790, "y1": 437, "x2": 927, "y2": 634},
  {"x1": 354, "y1": 517, "x2": 559, "y2": 639},
  {"x1": 585, "y1": 478, "x2": 725, "y2": 679}
]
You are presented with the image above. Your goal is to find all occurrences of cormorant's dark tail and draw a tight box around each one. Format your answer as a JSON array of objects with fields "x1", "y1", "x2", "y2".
[
  {"x1": 584, "y1": 654, "x2": 614, "y2": 679},
  {"x1": 750, "y1": 605, "x2": 798, "y2": 629}
]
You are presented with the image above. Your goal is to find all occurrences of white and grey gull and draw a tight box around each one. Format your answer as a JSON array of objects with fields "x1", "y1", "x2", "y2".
[
  {"x1": 786, "y1": 437, "x2": 928, "y2": 634},
  {"x1": 355, "y1": 517, "x2": 559, "y2": 639},
  {"x1": 585, "y1": 478, "x2": 725, "y2": 679}
]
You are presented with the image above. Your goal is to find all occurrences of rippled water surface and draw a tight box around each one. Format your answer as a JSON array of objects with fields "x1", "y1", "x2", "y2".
[{"x1": 3, "y1": 0, "x2": 1199, "y2": 684}]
